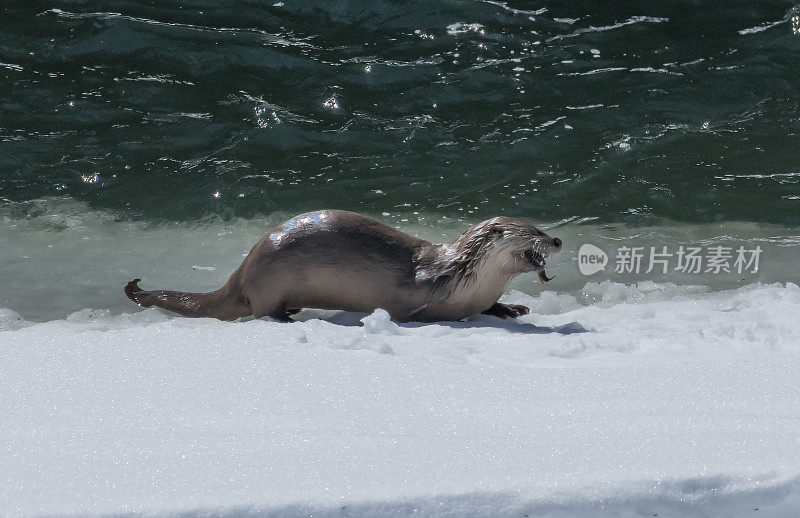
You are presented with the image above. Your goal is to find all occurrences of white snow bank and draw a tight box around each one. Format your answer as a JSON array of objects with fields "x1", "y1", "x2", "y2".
[{"x1": 2, "y1": 282, "x2": 800, "y2": 517}]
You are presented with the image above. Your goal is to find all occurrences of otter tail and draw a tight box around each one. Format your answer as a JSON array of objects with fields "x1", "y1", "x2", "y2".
[{"x1": 124, "y1": 278, "x2": 250, "y2": 320}]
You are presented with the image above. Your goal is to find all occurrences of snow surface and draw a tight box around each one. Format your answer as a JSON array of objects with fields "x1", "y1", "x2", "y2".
[{"x1": 3, "y1": 281, "x2": 800, "y2": 517}]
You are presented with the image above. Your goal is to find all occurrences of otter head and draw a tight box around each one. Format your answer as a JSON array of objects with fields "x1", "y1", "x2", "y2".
[{"x1": 471, "y1": 217, "x2": 563, "y2": 282}]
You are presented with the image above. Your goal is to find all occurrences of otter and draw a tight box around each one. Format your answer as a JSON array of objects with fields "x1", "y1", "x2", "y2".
[{"x1": 124, "y1": 210, "x2": 562, "y2": 322}]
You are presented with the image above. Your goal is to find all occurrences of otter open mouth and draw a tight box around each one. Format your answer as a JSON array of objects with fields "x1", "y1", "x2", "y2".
[{"x1": 524, "y1": 249, "x2": 554, "y2": 283}]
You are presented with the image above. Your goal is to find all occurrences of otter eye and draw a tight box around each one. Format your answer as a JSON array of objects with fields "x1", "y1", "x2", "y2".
[
  {"x1": 489, "y1": 228, "x2": 503, "y2": 238},
  {"x1": 524, "y1": 249, "x2": 534, "y2": 261}
]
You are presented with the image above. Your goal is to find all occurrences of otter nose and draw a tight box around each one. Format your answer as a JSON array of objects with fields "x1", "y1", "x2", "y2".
[{"x1": 552, "y1": 237, "x2": 562, "y2": 249}]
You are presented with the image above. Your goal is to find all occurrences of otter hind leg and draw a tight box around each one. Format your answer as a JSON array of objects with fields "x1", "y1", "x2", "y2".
[
  {"x1": 271, "y1": 311, "x2": 295, "y2": 323},
  {"x1": 250, "y1": 300, "x2": 295, "y2": 323},
  {"x1": 261, "y1": 307, "x2": 295, "y2": 323},
  {"x1": 482, "y1": 302, "x2": 530, "y2": 319}
]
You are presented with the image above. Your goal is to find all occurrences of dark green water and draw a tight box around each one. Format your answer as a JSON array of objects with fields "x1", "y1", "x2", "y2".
[{"x1": 2, "y1": 1, "x2": 799, "y2": 224}]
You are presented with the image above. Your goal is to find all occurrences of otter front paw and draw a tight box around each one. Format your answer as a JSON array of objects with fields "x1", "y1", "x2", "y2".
[{"x1": 482, "y1": 302, "x2": 530, "y2": 319}]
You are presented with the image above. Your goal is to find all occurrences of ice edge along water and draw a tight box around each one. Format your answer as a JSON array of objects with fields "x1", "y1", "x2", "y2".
[
  {"x1": 2, "y1": 281, "x2": 800, "y2": 517},
  {"x1": 2, "y1": 196, "x2": 800, "y2": 322}
]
